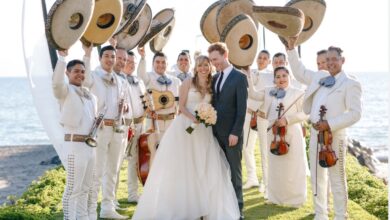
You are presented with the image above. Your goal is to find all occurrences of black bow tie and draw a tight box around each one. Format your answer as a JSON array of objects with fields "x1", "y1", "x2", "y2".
[
  {"x1": 319, "y1": 75, "x2": 336, "y2": 88},
  {"x1": 269, "y1": 88, "x2": 286, "y2": 99}
]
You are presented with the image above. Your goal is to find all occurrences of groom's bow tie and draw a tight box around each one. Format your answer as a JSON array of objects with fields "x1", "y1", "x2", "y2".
[
  {"x1": 157, "y1": 75, "x2": 172, "y2": 85},
  {"x1": 319, "y1": 75, "x2": 336, "y2": 88},
  {"x1": 269, "y1": 88, "x2": 286, "y2": 99}
]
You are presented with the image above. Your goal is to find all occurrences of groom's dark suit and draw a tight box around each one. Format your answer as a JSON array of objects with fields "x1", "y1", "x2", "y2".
[{"x1": 212, "y1": 67, "x2": 248, "y2": 213}]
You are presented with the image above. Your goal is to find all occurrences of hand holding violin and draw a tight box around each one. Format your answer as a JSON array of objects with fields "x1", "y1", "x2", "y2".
[
  {"x1": 313, "y1": 120, "x2": 330, "y2": 131},
  {"x1": 275, "y1": 117, "x2": 288, "y2": 127}
]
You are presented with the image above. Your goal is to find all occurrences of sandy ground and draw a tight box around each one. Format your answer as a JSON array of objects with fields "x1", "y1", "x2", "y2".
[{"x1": 0, "y1": 145, "x2": 57, "y2": 205}]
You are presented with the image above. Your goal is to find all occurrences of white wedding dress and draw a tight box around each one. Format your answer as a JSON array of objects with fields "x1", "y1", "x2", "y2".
[{"x1": 132, "y1": 88, "x2": 240, "y2": 220}]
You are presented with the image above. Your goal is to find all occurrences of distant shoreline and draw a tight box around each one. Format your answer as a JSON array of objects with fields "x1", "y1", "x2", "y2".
[{"x1": 0, "y1": 144, "x2": 57, "y2": 204}]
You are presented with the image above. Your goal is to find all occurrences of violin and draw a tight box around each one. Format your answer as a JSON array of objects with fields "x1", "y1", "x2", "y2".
[
  {"x1": 317, "y1": 105, "x2": 338, "y2": 168},
  {"x1": 270, "y1": 103, "x2": 289, "y2": 156},
  {"x1": 138, "y1": 90, "x2": 160, "y2": 185},
  {"x1": 250, "y1": 111, "x2": 258, "y2": 131}
]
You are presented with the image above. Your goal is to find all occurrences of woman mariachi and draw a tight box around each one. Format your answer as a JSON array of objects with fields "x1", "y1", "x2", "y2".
[{"x1": 245, "y1": 66, "x2": 309, "y2": 207}]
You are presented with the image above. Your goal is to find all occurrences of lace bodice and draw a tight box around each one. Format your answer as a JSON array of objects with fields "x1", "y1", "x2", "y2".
[{"x1": 186, "y1": 88, "x2": 212, "y2": 114}]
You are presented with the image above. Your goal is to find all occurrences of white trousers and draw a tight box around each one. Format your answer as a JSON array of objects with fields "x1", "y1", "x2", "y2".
[
  {"x1": 90, "y1": 126, "x2": 127, "y2": 213},
  {"x1": 256, "y1": 117, "x2": 269, "y2": 195},
  {"x1": 309, "y1": 128, "x2": 348, "y2": 220},
  {"x1": 242, "y1": 112, "x2": 259, "y2": 184},
  {"x1": 126, "y1": 123, "x2": 144, "y2": 198},
  {"x1": 62, "y1": 142, "x2": 95, "y2": 220}
]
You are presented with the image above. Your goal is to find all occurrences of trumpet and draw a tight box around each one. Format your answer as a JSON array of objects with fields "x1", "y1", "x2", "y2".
[
  {"x1": 85, "y1": 108, "x2": 106, "y2": 147},
  {"x1": 113, "y1": 97, "x2": 126, "y2": 133}
]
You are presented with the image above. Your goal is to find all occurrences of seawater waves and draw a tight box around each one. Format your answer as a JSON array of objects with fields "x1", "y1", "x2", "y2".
[{"x1": 0, "y1": 73, "x2": 388, "y2": 158}]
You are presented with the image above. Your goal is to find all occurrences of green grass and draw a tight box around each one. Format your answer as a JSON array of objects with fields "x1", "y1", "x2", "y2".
[{"x1": 0, "y1": 140, "x2": 386, "y2": 219}]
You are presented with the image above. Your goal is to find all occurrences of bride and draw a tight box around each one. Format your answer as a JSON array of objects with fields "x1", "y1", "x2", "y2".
[{"x1": 132, "y1": 55, "x2": 240, "y2": 220}]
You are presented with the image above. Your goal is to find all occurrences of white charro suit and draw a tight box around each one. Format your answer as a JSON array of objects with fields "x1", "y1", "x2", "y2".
[
  {"x1": 52, "y1": 56, "x2": 97, "y2": 220},
  {"x1": 242, "y1": 68, "x2": 273, "y2": 192},
  {"x1": 248, "y1": 82, "x2": 308, "y2": 206},
  {"x1": 287, "y1": 49, "x2": 362, "y2": 220},
  {"x1": 137, "y1": 58, "x2": 181, "y2": 134},
  {"x1": 124, "y1": 76, "x2": 146, "y2": 200},
  {"x1": 83, "y1": 58, "x2": 129, "y2": 216}
]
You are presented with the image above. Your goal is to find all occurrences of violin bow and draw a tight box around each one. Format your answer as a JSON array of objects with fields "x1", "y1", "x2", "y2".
[{"x1": 266, "y1": 93, "x2": 305, "y2": 132}]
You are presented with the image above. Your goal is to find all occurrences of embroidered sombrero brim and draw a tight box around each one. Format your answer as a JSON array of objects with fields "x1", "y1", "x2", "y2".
[
  {"x1": 149, "y1": 17, "x2": 175, "y2": 53},
  {"x1": 115, "y1": 0, "x2": 147, "y2": 34},
  {"x1": 138, "y1": 8, "x2": 175, "y2": 48},
  {"x1": 200, "y1": 1, "x2": 222, "y2": 43},
  {"x1": 220, "y1": 14, "x2": 258, "y2": 68},
  {"x1": 282, "y1": 0, "x2": 327, "y2": 45},
  {"x1": 216, "y1": 0, "x2": 258, "y2": 35},
  {"x1": 45, "y1": 0, "x2": 94, "y2": 50},
  {"x1": 115, "y1": 3, "x2": 152, "y2": 51},
  {"x1": 80, "y1": 0, "x2": 123, "y2": 46},
  {"x1": 252, "y1": 6, "x2": 304, "y2": 38}
]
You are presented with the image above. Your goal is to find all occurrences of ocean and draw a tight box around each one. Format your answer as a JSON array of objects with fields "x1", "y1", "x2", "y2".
[{"x1": 0, "y1": 73, "x2": 388, "y2": 156}]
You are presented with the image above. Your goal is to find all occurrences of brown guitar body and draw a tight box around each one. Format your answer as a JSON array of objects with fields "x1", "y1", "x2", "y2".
[{"x1": 138, "y1": 131, "x2": 151, "y2": 185}]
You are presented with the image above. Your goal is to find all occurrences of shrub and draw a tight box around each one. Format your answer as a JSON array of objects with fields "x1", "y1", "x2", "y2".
[{"x1": 0, "y1": 166, "x2": 65, "y2": 219}]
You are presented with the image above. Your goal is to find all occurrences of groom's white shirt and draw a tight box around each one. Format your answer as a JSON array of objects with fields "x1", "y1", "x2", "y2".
[
  {"x1": 215, "y1": 65, "x2": 233, "y2": 91},
  {"x1": 287, "y1": 48, "x2": 362, "y2": 135}
]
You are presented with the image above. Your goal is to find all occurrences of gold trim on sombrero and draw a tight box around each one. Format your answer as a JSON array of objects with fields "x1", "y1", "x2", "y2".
[
  {"x1": 138, "y1": 8, "x2": 175, "y2": 48},
  {"x1": 115, "y1": 3, "x2": 152, "y2": 50},
  {"x1": 252, "y1": 6, "x2": 304, "y2": 38},
  {"x1": 283, "y1": 0, "x2": 326, "y2": 45},
  {"x1": 216, "y1": 0, "x2": 258, "y2": 35},
  {"x1": 220, "y1": 14, "x2": 258, "y2": 68},
  {"x1": 45, "y1": 0, "x2": 95, "y2": 50},
  {"x1": 115, "y1": 0, "x2": 147, "y2": 34},
  {"x1": 200, "y1": 1, "x2": 222, "y2": 43},
  {"x1": 80, "y1": 0, "x2": 123, "y2": 46}
]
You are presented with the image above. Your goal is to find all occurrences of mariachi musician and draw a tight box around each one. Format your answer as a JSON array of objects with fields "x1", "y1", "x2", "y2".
[
  {"x1": 83, "y1": 44, "x2": 129, "y2": 219},
  {"x1": 244, "y1": 66, "x2": 309, "y2": 207},
  {"x1": 122, "y1": 50, "x2": 147, "y2": 203},
  {"x1": 52, "y1": 46, "x2": 97, "y2": 220},
  {"x1": 137, "y1": 47, "x2": 181, "y2": 136}
]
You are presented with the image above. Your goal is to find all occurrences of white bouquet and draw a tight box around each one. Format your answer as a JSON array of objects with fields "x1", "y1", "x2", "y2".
[{"x1": 186, "y1": 103, "x2": 217, "y2": 134}]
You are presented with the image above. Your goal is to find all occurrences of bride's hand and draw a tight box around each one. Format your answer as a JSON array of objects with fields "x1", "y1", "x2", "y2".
[{"x1": 192, "y1": 117, "x2": 199, "y2": 124}]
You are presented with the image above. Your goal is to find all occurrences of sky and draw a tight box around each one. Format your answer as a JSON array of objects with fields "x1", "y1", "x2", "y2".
[{"x1": 0, "y1": 0, "x2": 388, "y2": 76}]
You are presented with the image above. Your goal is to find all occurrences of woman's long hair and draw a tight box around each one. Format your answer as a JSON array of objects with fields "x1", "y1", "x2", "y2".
[{"x1": 192, "y1": 55, "x2": 213, "y2": 97}]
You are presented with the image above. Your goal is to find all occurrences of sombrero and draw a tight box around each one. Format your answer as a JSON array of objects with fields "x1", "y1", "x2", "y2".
[
  {"x1": 252, "y1": 6, "x2": 304, "y2": 38},
  {"x1": 115, "y1": 3, "x2": 152, "y2": 50},
  {"x1": 282, "y1": 0, "x2": 327, "y2": 45},
  {"x1": 115, "y1": 0, "x2": 147, "y2": 34},
  {"x1": 45, "y1": 0, "x2": 94, "y2": 50},
  {"x1": 200, "y1": 1, "x2": 222, "y2": 43},
  {"x1": 216, "y1": 0, "x2": 258, "y2": 35},
  {"x1": 138, "y1": 8, "x2": 175, "y2": 48},
  {"x1": 150, "y1": 17, "x2": 175, "y2": 53},
  {"x1": 80, "y1": 0, "x2": 123, "y2": 46},
  {"x1": 220, "y1": 14, "x2": 258, "y2": 68}
]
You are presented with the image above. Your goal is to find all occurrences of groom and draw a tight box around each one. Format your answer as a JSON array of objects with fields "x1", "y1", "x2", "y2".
[{"x1": 208, "y1": 42, "x2": 248, "y2": 219}]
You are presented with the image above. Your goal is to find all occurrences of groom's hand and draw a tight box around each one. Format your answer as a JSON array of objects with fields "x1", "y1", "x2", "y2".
[{"x1": 228, "y1": 134, "x2": 238, "y2": 147}]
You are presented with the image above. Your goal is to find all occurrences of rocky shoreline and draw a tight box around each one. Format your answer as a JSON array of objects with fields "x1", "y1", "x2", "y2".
[{"x1": 347, "y1": 138, "x2": 388, "y2": 184}]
